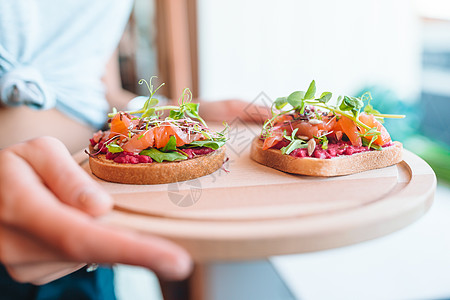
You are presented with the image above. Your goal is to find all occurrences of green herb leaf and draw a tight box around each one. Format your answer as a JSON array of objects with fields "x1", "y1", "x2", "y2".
[
  {"x1": 274, "y1": 97, "x2": 288, "y2": 110},
  {"x1": 280, "y1": 128, "x2": 307, "y2": 154},
  {"x1": 287, "y1": 91, "x2": 305, "y2": 108},
  {"x1": 359, "y1": 127, "x2": 381, "y2": 149},
  {"x1": 120, "y1": 76, "x2": 165, "y2": 117},
  {"x1": 141, "y1": 108, "x2": 156, "y2": 118},
  {"x1": 322, "y1": 137, "x2": 328, "y2": 150},
  {"x1": 281, "y1": 140, "x2": 308, "y2": 155},
  {"x1": 304, "y1": 80, "x2": 316, "y2": 100},
  {"x1": 363, "y1": 103, "x2": 381, "y2": 116},
  {"x1": 340, "y1": 96, "x2": 364, "y2": 111},
  {"x1": 361, "y1": 91, "x2": 381, "y2": 117},
  {"x1": 264, "y1": 81, "x2": 405, "y2": 144},
  {"x1": 106, "y1": 143, "x2": 123, "y2": 153},
  {"x1": 142, "y1": 98, "x2": 159, "y2": 116},
  {"x1": 359, "y1": 126, "x2": 380, "y2": 138},
  {"x1": 169, "y1": 109, "x2": 184, "y2": 120},
  {"x1": 284, "y1": 128, "x2": 299, "y2": 141},
  {"x1": 185, "y1": 139, "x2": 226, "y2": 150},
  {"x1": 339, "y1": 96, "x2": 364, "y2": 117},
  {"x1": 161, "y1": 135, "x2": 177, "y2": 152},
  {"x1": 184, "y1": 103, "x2": 201, "y2": 120},
  {"x1": 361, "y1": 137, "x2": 382, "y2": 150},
  {"x1": 140, "y1": 148, "x2": 187, "y2": 163},
  {"x1": 149, "y1": 97, "x2": 159, "y2": 107},
  {"x1": 314, "y1": 135, "x2": 329, "y2": 150},
  {"x1": 318, "y1": 92, "x2": 332, "y2": 103}
]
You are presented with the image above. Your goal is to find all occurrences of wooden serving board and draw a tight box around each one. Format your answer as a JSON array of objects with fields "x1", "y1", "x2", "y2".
[{"x1": 75, "y1": 121, "x2": 436, "y2": 262}]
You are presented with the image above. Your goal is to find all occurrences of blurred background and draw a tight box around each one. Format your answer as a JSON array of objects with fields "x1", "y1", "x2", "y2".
[
  {"x1": 120, "y1": 0, "x2": 450, "y2": 184},
  {"x1": 115, "y1": 0, "x2": 450, "y2": 299}
]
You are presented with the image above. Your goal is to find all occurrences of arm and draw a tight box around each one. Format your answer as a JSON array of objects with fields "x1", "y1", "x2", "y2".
[
  {"x1": 199, "y1": 99, "x2": 272, "y2": 124},
  {"x1": 102, "y1": 49, "x2": 137, "y2": 111}
]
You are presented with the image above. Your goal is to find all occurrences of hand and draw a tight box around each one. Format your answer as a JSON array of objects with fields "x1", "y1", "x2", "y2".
[
  {"x1": 199, "y1": 99, "x2": 271, "y2": 124},
  {"x1": 0, "y1": 137, "x2": 192, "y2": 285}
]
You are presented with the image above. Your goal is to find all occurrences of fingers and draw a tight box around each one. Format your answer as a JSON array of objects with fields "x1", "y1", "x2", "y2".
[
  {"x1": 13, "y1": 174, "x2": 190, "y2": 279},
  {"x1": 0, "y1": 224, "x2": 66, "y2": 265},
  {"x1": 11, "y1": 136, "x2": 113, "y2": 216},
  {"x1": 74, "y1": 223, "x2": 193, "y2": 280},
  {"x1": 22, "y1": 203, "x2": 192, "y2": 280},
  {"x1": 0, "y1": 137, "x2": 193, "y2": 281},
  {"x1": 6, "y1": 262, "x2": 85, "y2": 285},
  {"x1": 1, "y1": 186, "x2": 191, "y2": 280}
]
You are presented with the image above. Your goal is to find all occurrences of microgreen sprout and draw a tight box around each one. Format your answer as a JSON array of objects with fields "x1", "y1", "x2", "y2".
[
  {"x1": 168, "y1": 88, "x2": 207, "y2": 127},
  {"x1": 107, "y1": 77, "x2": 208, "y2": 127},
  {"x1": 106, "y1": 142, "x2": 123, "y2": 153},
  {"x1": 280, "y1": 128, "x2": 308, "y2": 155},
  {"x1": 359, "y1": 127, "x2": 381, "y2": 150},
  {"x1": 314, "y1": 134, "x2": 329, "y2": 150},
  {"x1": 264, "y1": 80, "x2": 405, "y2": 140}
]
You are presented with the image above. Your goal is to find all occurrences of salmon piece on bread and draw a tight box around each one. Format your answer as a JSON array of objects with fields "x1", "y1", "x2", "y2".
[
  {"x1": 251, "y1": 137, "x2": 402, "y2": 176},
  {"x1": 252, "y1": 81, "x2": 405, "y2": 176},
  {"x1": 88, "y1": 78, "x2": 227, "y2": 184},
  {"x1": 89, "y1": 146, "x2": 226, "y2": 184}
]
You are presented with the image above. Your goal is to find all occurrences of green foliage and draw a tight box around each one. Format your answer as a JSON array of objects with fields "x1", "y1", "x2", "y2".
[
  {"x1": 161, "y1": 136, "x2": 177, "y2": 152},
  {"x1": 280, "y1": 129, "x2": 308, "y2": 155},
  {"x1": 287, "y1": 91, "x2": 305, "y2": 108},
  {"x1": 106, "y1": 143, "x2": 123, "y2": 153},
  {"x1": 140, "y1": 148, "x2": 187, "y2": 163},
  {"x1": 274, "y1": 97, "x2": 288, "y2": 110},
  {"x1": 185, "y1": 139, "x2": 226, "y2": 150},
  {"x1": 265, "y1": 80, "x2": 406, "y2": 142},
  {"x1": 304, "y1": 80, "x2": 316, "y2": 100},
  {"x1": 339, "y1": 96, "x2": 364, "y2": 117}
]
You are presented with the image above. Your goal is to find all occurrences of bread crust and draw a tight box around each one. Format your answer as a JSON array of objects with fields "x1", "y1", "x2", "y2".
[
  {"x1": 89, "y1": 146, "x2": 226, "y2": 184},
  {"x1": 250, "y1": 137, "x2": 403, "y2": 176}
]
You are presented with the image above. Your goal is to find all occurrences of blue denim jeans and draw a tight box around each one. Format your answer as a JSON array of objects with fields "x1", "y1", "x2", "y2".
[{"x1": 0, "y1": 264, "x2": 115, "y2": 300}]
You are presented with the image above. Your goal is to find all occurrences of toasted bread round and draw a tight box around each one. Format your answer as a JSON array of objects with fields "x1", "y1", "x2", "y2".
[
  {"x1": 250, "y1": 137, "x2": 403, "y2": 177},
  {"x1": 89, "y1": 146, "x2": 226, "y2": 184}
]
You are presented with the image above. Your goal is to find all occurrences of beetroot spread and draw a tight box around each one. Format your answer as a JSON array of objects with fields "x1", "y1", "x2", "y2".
[
  {"x1": 106, "y1": 151, "x2": 153, "y2": 164},
  {"x1": 105, "y1": 148, "x2": 215, "y2": 164},
  {"x1": 290, "y1": 142, "x2": 370, "y2": 159},
  {"x1": 181, "y1": 147, "x2": 215, "y2": 159},
  {"x1": 90, "y1": 138, "x2": 215, "y2": 164},
  {"x1": 267, "y1": 138, "x2": 393, "y2": 159},
  {"x1": 90, "y1": 139, "x2": 107, "y2": 153}
]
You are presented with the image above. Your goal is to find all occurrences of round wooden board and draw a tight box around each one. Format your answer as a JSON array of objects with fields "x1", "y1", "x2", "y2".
[{"x1": 75, "y1": 122, "x2": 436, "y2": 262}]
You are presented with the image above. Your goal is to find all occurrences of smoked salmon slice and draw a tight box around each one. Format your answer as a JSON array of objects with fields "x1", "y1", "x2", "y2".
[
  {"x1": 358, "y1": 113, "x2": 391, "y2": 146},
  {"x1": 262, "y1": 130, "x2": 284, "y2": 150},
  {"x1": 109, "y1": 113, "x2": 132, "y2": 139},
  {"x1": 121, "y1": 122, "x2": 205, "y2": 153},
  {"x1": 334, "y1": 115, "x2": 362, "y2": 147},
  {"x1": 122, "y1": 129, "x2": 155, "y2": 153}
]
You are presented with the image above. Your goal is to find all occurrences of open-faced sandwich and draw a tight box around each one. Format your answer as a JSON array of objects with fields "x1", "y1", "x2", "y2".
[
  {"x1": 250, "y1": 80, "x2": 404, "y2": 176},
  {"x1": 88, "y1": 78, "x2": 227, "y2": 184}
]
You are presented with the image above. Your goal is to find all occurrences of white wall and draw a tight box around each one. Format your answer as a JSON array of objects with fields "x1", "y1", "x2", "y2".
[{"x1": 197, "y1": 0, "x2": 421, "y2": 103}]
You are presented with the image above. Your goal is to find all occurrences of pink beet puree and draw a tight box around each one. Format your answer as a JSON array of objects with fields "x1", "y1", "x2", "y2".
[
  {"x1": 91, "y1": 138, "x2": 216, "y2": 164},
  {"x1": 289, "y1": 141, "x2": 383, "y2": 159},
  {"x1": 106, "y1": 151, "x2": 153, "y2": 164},
  {"x1": 104, "y1": 147, "x2": 214, "y2": 164},
  {"x1": 181, "y1": 147, "x2": 215, "y2": 159},
  {"x1": 90, "y1": 139, "x2": 107, "y2": 154}
]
